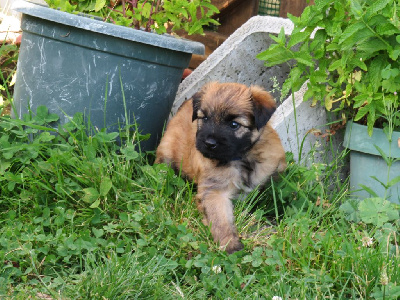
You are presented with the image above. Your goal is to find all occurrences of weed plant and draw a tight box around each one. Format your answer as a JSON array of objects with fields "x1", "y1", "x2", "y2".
[
  {"x1": 0, "y1": 105, "x2": 399, "y2": 299},
  {"x1": 0, "y1": 40, "x2": 18, "y2": 116}
]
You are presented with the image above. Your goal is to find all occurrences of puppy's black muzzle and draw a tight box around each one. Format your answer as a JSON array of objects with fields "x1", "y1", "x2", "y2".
[{"x1": 204, "y1": 137, "x2": 217, "y2": 149}]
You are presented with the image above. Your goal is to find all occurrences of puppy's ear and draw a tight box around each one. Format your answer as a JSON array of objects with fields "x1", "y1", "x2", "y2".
[
  {"x1": 250, "y1": 86, "x2": 276, "y2": 130},
  {"x1": 191, "y1": 92, "x2": 202, "y2": 122}
]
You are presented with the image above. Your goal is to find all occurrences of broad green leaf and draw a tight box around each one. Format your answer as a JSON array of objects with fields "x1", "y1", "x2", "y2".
[
  {"x1": 326, "y1": 42, "x2": 340, "y2": 51},
  {"x1": 94, "y1": 132, "x2": 119, "y2": 143},
  {"x1": 314, "y1": 0, "x2": 332, "y2": 11},
  {"x1": 376, "y1": 22, "x2": 399, "y2": 36},
  {"x1": 100, "y1": 176, "x2": 112, "y2": 197},
  {"x1": 354, "y1": 105, "x2": 369, "y2": 122},
  {"x1": 201, "y1": 2, "x2": 220, "y2": 14},
  {"x1": 349, "y1": 0, "x2": 363, "y2": 19},
  {"x1": 242, "y1": 254, "x2": 253, "y2": 264},
  {"x1": 94, "y1": 0, "x2": 106, "y2": 12},
  {"x1": 58, "y1": 1, "x2": 77, "y2": 13},
  {"x1": 328, "y1": 59, "x2": 342, "y2": 72},
  {"x1": 92, "y1": 228, "x2": 104, "y2": 238},
  {"x1": 340, "y1": 28, "x2": 374, "y2": 50},
  {"x1": 303, "y1": 86, "x2": 315, "y2": 102},
  {"x1": 389, "y1": 49, "x2": 400, "y2": 60},
  {"x1": 381, "y1": 65, "x2": 400, "y2": 79},
  {"x1": 367, "y1": 56, "x2": 385, "y2": 92},
  {"x1": 83, "y1": 144, "x2": 96, "y2": 160},
  {"x1": 36, "y1": 132, "x2": 56, "y2": 142},
  {"x1": 298, "y1": 5, "x2": 322, "y2": 27},
  {"x1": 366, "y1": 0, "x2": 392, "y2": 16},
  {"x1": 252, "y1": 257, "x2": 263, "y2": 268},
  {"x1": 270, "y1": 27, "x2": 287, "y2": 46},
  {"x1": 310, "y1": 29, "x2": 327, "y2": 51},
  {"x1": 368, "y1": 14, "x2": 388, "y2": 27},
  {"x1": 257, "y1": 44, "x2": 293, "y2": 66},
  {"x1": 338, "y1": 22, "x2": 365, "y2": 45},
  {"x1": 387, "y1": 207, "x2": 399, "y2": 221},
  {"x1": 359, "y1": 197, "x2": 393, "y2": 227},
  {"x1": 83, "y1": 187, "x2": 99, "y2": 203},
  {"x1": 357, "y1": 38, "x2": 388, "y2": 55},
  {"x1": 339, "y1": 200, "x2": 360, "y2": 222},
  {"x1": 294, "y1": 51, "x2": 314, "y2": 67},
  {"x1": 34, "y1": 106, "x2": 59, "y2": 125},
  {"x1": 281, "y1": 67, "x2": 305, "y2": 96},
  {"x1": 0, "y1": 159, "x2": 11, "y2": 175},
  {"x1": 176, "y1": 7, "x2": 189, "y2": 19},
  {"x1": 89, "y1": 199, "x2": 101, "y2": 208},
  {"x1": 287, "y1": 30, "x2": 311, "y2": 48},
  {"x1": 120, "y1": 144, "x2": 139, "y2": 160},
  {"x1": 119, "y1": 212, "x2": 129, "y2": 222},
  {"x1": 387, "y1": 175, "x2": 400, "y2": 188},
  {"x1": 188, "y1": 23, "x2": 202, "y2": 35},
  {"x1": 325, "y1": 94, "x2": 333, "y2": 111},
  {"x1": 349, "y1": 59, "x2": 367, "y2": 72}
]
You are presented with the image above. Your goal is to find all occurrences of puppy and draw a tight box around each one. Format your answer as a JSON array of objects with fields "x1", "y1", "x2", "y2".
[{"x1": 155, "y1": 82, "x2": 286, "y2": 254}]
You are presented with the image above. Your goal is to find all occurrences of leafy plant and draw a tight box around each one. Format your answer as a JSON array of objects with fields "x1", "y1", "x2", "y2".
[
  {"x1": 0, "y1": 41, "x2": 18, "y2": 116},
  {"x1": 0, "y1": 106, "x2": 192, "y2": 293},
  {"x1": 340, "y1": 197, "x2": 399, "y2": 227},
  {"x1": 44, "y1": 0, "x2": 220, "y2": 35},
  {"x1": 257, "y1": 0, "x2": 400, "y2": 135}
]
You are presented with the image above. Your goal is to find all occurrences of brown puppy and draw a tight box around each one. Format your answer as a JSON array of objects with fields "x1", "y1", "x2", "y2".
[{"x1": 155, "y1": 82, "x2": 286, "y2": 254}]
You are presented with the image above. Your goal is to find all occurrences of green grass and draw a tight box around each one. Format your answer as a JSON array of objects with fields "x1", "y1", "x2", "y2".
[
  {"x1": 0, "y1": 105, "x2": 399, "y2": 299},
  {"x1": 0, "y1": 40, "x2": 18, "y2": 117}
]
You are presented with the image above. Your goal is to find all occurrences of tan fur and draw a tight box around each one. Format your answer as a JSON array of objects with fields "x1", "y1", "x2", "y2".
[{"x1": 155, "y1": 82, "x2": 286, "y2": 254}]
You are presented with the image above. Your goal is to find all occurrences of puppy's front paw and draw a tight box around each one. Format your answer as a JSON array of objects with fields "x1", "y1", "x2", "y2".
[{"x1": 222, "y1": 238, "x2": 244, "y2": 254}]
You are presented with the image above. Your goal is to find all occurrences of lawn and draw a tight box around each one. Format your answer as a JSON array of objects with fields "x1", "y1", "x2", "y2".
[{"x1": 0, "y1": 33, "x2": 399, "y2": 300}]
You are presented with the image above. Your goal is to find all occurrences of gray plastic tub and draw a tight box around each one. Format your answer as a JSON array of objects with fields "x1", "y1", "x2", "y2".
[
  {"x1": 12, "y1": 0, "x2": 204, "y2": 149},
  {"x1": 344, "y1": 121, "x2": 400, "y2": 204}
]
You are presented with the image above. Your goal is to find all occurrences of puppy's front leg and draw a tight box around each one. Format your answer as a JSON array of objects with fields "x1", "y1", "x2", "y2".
[{"x1": 196, "y1": 187, "x2": 244, "y2": 254}]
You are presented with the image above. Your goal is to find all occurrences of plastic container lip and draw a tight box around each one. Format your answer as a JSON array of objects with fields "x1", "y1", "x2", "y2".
[
  {"x1": 344, "y1": 120, "x2": 400, "y2": 158},
  {"x1": 12, "y1": 0, "x2": 205, "y2": 55}
]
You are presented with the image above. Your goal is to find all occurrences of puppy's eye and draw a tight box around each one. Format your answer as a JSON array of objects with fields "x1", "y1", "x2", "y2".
[
  {"x1": 202, "y1": 116, "x2": 208, "y2": 121},
  {"x1": 230, "y1": 121, "x2": 240, "y2": 130}
]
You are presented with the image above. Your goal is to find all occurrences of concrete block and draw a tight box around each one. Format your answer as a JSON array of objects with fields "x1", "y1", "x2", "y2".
[
  {"x1": 174, "y1": 15, "x2": 334, "y2": 162},
  {"x1": 173, "y1": 16, "x2": 294, "y2": 112}
]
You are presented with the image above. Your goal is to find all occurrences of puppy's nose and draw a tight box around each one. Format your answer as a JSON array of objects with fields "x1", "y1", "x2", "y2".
[{"x1": 204, "y1": 137, "x2": 217, "y2": 149}]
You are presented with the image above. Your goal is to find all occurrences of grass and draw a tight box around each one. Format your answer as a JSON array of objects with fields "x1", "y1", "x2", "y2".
[
  {"x1": 0, "y1": 42, "x2": 399, "y2": 300},
  {"x1": 0, "y1": 39, "x2": 17, "y2": 116},
  {"x1": 0, "y1": 104, "x2": 399, "y2": 299}
]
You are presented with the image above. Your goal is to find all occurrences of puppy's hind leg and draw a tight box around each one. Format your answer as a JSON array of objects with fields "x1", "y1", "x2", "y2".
[{"x1": 197, "y1": 188, "x2": 244, "y2": 254}]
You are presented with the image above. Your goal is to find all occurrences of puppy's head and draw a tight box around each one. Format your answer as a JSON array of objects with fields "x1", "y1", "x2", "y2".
[{"x1": 192, "y1": 82, "x2": 276, "y2": 164}]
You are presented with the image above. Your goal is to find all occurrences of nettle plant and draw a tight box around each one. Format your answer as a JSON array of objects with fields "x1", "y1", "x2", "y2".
[
  {"x1": 257, "y1": 0, "x2": 400, "y2": 136},
  {"x1": 45, "y1": 0, "x2": 219, "y2": 35}
]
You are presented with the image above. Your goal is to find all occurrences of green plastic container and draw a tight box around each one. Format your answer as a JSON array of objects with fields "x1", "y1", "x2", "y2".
[
  {"x1": 344, "y1": 121, "x2": 400, "y2": 204},
  {"x1": 12, "y1": 1, "x2": 204, "y2": 150}
]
